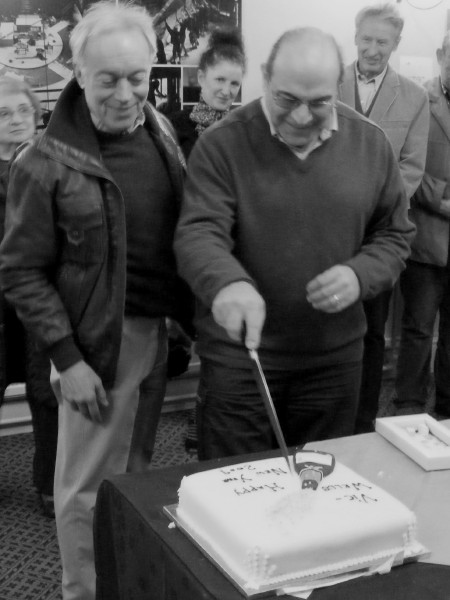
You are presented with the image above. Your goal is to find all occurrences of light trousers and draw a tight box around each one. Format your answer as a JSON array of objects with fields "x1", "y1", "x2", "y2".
[{"x1": 52, "y1": 317, "x2": 167, "y2": 600}]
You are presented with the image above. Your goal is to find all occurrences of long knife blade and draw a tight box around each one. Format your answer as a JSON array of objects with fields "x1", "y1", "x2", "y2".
[{"x1": 248, "y1": 349, "x2": 297, "y2": 478}]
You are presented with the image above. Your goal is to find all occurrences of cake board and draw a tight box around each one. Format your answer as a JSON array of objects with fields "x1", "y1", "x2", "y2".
[{"x1": 163, "y1": 504, "x2": 428, "y2": 598}]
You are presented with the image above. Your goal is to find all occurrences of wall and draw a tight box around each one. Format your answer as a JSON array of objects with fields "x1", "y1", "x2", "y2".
[{"x1": 241, "y1": 0, "x2": 450, "y2": 103}]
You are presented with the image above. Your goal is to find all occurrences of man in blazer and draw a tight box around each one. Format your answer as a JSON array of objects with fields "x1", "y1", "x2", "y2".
[
  {"x1": 339, "y1": 3, "x2": 429, "y2": 433},
  {"x1": 394, "y1": 32, "x2": 450, "y2": 419}
]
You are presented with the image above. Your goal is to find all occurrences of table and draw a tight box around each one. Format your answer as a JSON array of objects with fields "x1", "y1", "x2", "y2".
[{"x1": 94, "y1": 427, "x2": 450, "y2": 600}]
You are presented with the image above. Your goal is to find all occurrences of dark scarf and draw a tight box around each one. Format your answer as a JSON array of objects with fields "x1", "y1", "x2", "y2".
[{"x1": 189, "y1": 95, "x2": 230, "y2": 136}]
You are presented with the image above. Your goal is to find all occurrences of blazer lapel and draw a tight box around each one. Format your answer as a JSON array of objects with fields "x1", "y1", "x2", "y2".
[
  {"x1": 367, "y1": 66, "x2": 399, "y2": 124},
  {"x1": 429, "y1": 81, "x2": 450, "y2": 144}
]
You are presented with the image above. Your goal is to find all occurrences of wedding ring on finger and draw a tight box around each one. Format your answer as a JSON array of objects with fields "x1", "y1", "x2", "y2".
[{"x1": 331, "y1": 294, "x2": 340, "y2": 307}]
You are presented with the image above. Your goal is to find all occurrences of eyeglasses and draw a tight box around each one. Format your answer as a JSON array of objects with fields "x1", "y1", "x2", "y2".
[
  {"x1": 271, "y1": 91, "x2": 334, "y2": 114},
  {"x1": 0, "y1": 105, "x2": 35, "y2": 123}
]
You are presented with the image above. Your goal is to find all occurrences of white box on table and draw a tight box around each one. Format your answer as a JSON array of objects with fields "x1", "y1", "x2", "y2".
[{"x1": 375, "y1": 414, "x2": 450, "y2": 471}]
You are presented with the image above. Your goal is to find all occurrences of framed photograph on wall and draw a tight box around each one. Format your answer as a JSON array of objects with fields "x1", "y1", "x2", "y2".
[{"x1": 0, "y1": 0, "x2": 242, "y2": 125}]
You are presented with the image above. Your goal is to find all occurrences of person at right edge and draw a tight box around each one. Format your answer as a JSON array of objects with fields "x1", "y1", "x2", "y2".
[
  {"x1": 339, "y1": 3, "x2": 429, "y2": 433},
  {"x1": 393, "y1": 31, "x2": 450, "y2": 419}
]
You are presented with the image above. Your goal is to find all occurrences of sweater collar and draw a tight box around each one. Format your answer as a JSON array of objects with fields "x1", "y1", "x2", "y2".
[{"x1": 90, "y1": 108, "x2": 146, "y2": 134}]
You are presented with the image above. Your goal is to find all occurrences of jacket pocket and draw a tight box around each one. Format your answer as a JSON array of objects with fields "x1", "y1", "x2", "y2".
[{"x1": 58, "y1": 209, "x2": 104, "y2": 265}]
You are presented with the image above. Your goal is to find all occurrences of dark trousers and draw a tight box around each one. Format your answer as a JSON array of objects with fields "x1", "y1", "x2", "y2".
[
  {"x1": 25, "y1": 335, "x2": 58, "y2": 496},
  {"x1": 1, "y1": 300, "x2": 58, "y2": 496},
  {"x1": 356, "y1": 290, "x2": 392, "y2": 433},
  {"x1": 395, "y1": 260, "x2": 450, "y2": 416},
  {"x1": 196, "y1": 357, "x2": 361, "y2": 460}
]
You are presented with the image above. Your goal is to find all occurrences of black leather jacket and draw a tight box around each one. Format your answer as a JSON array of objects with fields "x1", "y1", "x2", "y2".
[{"x1": 0, "y1": 79, "x2": 186, "y2": 388}]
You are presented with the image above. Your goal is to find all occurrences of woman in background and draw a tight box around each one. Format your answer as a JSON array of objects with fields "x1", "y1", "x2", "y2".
[
  {"x1": 168, "y1": 28, "x2": 246, "y2": 451},
  {"x1": 169, "y1": 26, "x2": 246, "y2": 159},
  {"x1": 0, "y1": 77, "x2": 57, "y2": 518}
]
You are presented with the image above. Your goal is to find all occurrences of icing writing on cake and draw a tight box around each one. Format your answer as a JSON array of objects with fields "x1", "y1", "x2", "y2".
[
  {"x1": 322, "y1": 481, "x2": 373, "y2": 492},
  {"x1": 176, "y1": 457, "x2": 420, "y2": 593},
  {"x1": 234, "y1": 482, "x2": 286, "y2": 496},
  {"x1": 220, "y1": 465, "x2": 290, "y2": 495},
  {"x1": 323, "y1": 481, "x2": 379, "y2": 503},
  {"x1": 221, "y1": 466, "x2": 381, "y2": 501},
  {"x1": 335, "y1": 493, "x2": 379, "y2": 504}
]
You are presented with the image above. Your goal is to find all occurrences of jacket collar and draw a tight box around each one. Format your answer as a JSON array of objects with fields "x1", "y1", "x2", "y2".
[
  {"x1": 38, "y1": 78, "x2": 185, "y2": 197},
  {"x1": 43, "y1": 78, "x2": 101, "y2": 160},
  {"x1": 426, "y1": 76, "x2": 450, "y2": 144}
]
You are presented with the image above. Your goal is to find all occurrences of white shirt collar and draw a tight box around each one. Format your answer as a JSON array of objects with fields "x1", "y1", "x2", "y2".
[
  {"x1": 90, "y1": 110, "x2": 146, "y2": 135},
  {"x1": 355, "y1": 62, "x2": 388, "y2": 88}
]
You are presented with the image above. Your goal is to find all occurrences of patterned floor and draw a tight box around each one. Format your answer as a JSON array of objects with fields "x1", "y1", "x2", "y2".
[
  {"x1": 0, "y1": 410, "x2": 197, "y2": 600},
  {"x1": 0, "y1": 378, "x2": 437, "y2": 600}
]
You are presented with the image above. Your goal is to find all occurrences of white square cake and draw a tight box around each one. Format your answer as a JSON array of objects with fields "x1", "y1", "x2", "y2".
[{"x1": 175, "y1": 454, "x2": 423, "y2": 594}]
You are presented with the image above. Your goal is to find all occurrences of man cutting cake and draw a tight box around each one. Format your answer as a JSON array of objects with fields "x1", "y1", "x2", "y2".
[{"x1": 175, "y1": 27, "x2": 415, "y2": 460}]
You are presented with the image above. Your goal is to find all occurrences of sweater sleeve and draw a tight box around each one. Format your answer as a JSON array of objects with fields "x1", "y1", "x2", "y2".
[
  {"x1": 174, "y1": 131, "x2": 256, "y2": 308},
  {"x1": 344, "y1": 138, "x2": 416, "y2": 299}
]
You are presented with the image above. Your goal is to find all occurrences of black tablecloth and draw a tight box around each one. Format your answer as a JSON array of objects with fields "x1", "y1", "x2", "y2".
[{"x1": 94, "y1": 446, "x2": 450, "y2": 600}]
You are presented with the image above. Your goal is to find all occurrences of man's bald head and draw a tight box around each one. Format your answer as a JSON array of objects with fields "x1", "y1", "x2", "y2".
[{"x1": 263, "y1": 28, "x2": 344, "y2": 85}]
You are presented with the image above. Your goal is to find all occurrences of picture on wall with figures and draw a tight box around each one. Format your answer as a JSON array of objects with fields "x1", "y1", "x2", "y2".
[{"x1": 0, "y1": 0, "x2": 242, "y2": 124}]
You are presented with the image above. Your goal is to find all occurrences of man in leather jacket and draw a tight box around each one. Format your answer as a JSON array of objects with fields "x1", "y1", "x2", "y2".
[{"x1": 0, "y1": 3, "x2": 190, "y2": 599}]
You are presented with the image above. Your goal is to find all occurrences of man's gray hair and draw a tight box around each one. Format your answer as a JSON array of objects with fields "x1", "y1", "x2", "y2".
[
  {"x1": 355, "y1": 3, "x2": 404, "y2": 37},
  {"x1": 70, "y1": 1, "x2": 156, "y2": 68}
]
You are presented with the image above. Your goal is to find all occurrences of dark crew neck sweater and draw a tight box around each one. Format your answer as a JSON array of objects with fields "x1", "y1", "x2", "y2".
[
  {"x1": 97, "y1": 125, "x2": 181, "y2": 319},
  {"x1": 175, "y1": 100, "x2": 414, "y2": 369}
]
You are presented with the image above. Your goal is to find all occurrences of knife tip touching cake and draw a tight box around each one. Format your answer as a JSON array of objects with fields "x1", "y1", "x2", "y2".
[{"x1": 176, "y1": 451, "x2": 421, "y2": 593}]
